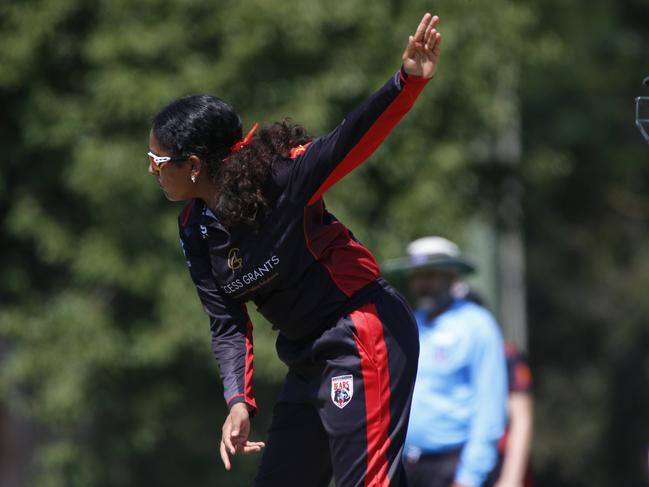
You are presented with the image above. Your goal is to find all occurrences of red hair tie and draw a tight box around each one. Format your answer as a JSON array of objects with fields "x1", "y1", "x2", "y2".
[{"x1": 230, "y1": 123, "x2": 259, "y2": 153}]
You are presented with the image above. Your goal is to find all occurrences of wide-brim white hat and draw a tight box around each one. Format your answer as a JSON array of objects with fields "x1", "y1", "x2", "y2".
[{"x1": 383, "y1": 236, "x2": 476, "y2": 275}]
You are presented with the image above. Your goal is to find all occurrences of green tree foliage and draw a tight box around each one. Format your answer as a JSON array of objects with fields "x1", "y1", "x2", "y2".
[
  {"x1": 521, "y1": 1, "x2": 649, "y2": 485},
  {"x1": 0, "y1": 0, "x2": 647, "y2": 486}
]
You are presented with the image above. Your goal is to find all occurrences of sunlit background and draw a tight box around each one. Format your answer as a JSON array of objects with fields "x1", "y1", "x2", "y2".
[{"x1": 1, "y1": 0, "x2": 648, "y2": 485}]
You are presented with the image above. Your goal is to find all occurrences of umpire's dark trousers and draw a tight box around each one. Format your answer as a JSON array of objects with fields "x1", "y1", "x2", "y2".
[
  {"x1": 403, "y1": 449, "x2": 462, "y2": 487},
  {"x1": 254, "y1": 279, "x2": 419, "y2": 487}
]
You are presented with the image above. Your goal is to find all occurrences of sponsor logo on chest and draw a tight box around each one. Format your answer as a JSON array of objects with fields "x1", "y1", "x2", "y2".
[
  {"x1": 227, "y1": 248, "x2": 243, "y2": 271},
  {"x1": 331, "y1": 375, "x2": 354, "y2": 409},
  {"x1": 221, "y1": 252, "x2": 281, "y2": 296}
]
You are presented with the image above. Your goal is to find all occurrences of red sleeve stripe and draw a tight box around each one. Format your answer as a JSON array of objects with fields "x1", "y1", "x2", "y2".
[
  {"x1": 244, "y1": 319, "x2": 257, "y2": 414},
  {"x1": 350, "y1": 304, "x2": 392, "y2": 487},
  {"x1": 307, "y1": 75, "x2": 429, "y2": 206},
  {"x1": 224, "y1": 320, "x2": 257, "y2": 415}
]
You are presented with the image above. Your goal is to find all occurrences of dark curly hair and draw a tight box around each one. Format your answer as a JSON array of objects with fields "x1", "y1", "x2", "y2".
[{"x1": 152, "y1": 95, "x2": 311, "y2": 227}]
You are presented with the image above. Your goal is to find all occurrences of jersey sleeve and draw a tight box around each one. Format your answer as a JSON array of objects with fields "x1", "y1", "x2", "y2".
[
  {"x1": 179, "y1": 228, "x2": 257, "y2": 414},
  {"x1": 288, "y1": 68, "x2": 430, "y2": 206}
]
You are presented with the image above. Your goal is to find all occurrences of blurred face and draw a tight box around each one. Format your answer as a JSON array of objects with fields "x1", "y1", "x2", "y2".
[
  {"x1": 148, "y1": 130, "x2": 194, "y2": 201},
  {"x1": 410, "y1": 269, "x2": 456, "y2": 299}
]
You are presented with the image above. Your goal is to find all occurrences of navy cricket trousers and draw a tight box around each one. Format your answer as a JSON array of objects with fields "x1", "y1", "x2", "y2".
[{"x1": 254, "y1": 280, "x2": 419, "y2": 487}]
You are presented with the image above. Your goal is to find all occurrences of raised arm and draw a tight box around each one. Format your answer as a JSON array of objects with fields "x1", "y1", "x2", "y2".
[{"x1": 288, "y1": 14, "x2": 442, "y2": 206}]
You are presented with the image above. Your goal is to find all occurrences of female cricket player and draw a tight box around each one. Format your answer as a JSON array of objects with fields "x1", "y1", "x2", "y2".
[{"x1": 148, "y1": 13, "x2": 442, "y2": 486}]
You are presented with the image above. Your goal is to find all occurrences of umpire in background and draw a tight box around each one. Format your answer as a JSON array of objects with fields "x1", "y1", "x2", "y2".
[{"x1": 386, "y1": 236, "x2": 507, "y2": 487}]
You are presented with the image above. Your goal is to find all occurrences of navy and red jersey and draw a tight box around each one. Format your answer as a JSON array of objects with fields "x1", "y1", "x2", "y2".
[{"x1": 178, "y1": 69, "x2": 430, "y2": 412}]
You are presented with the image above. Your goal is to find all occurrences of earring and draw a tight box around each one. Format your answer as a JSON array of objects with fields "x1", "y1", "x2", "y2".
[{"x1": 191, "y1": 173, "x2": 197, "y2": 183}]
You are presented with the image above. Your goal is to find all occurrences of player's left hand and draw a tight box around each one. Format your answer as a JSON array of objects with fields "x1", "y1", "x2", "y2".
[
  {"x1": 219, "y1": 403, "x2": 265, "y2": 471},
  {"x1": 402, "y1": 13, "x2": 442, "y2": 79}
]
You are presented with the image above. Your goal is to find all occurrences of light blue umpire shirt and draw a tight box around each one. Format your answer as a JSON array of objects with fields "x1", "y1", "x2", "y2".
[{"x1": 405, "y1": 298, "x2": 507, "y2": 487}]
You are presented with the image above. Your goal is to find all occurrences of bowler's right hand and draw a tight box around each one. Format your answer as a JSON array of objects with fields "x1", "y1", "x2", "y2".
[{"x1": 220, "y1": 403, "x2": 265, "y2": 471}]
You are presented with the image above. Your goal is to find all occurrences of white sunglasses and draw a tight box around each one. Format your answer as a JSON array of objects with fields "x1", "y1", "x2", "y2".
[{"x1": 147, "y1": 151, "x2": 188, "y2": 172}]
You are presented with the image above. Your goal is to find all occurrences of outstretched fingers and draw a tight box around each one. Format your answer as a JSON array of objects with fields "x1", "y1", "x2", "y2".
[
  {"x1": 425, "y1": 26, "x2": 441, "y2": 50},
  {"x1": 412, "y1": 14, "x2": 441, "y2": 60},
  {"x1": 406, "y1": 13, "x2": 435, "y2": 59},
  {"x1": 413, "y1": 12, "x2": 432, "y2": 43},
  {"x1": 433, "y1": 32, "x2": 442, "y2": 56},
  {"x1": 403, "y1": 12, "x2": 442, "y2": 78},
  {"x1": 240, "y1": 441, "x2": 266, "y2": 454},
  {"x1": 426, "y1": 31, "x2": 442, "y2": 59},
  {"x1": 423, "y1": 15, "x2": 439, "y2": 43},
  {"x1": 220, "y1": 439, "x2": 264, "y2": 471},
  {"x1": 220, "y1": 439, "x2": 232, "y2": 471},
  {"x1": 403, "y1": 34, "x2": 416, "y2": 59}
]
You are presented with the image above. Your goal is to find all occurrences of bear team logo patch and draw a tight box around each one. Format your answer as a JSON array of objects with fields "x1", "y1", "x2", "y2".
[{"x1": 331, "y1": 375, "x2": 353, "y2": 409}]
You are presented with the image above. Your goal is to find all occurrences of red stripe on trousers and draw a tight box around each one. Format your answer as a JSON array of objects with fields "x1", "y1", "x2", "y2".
[{"x1": 350, "y1": 303, "x2": 392, "y2": 487}]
